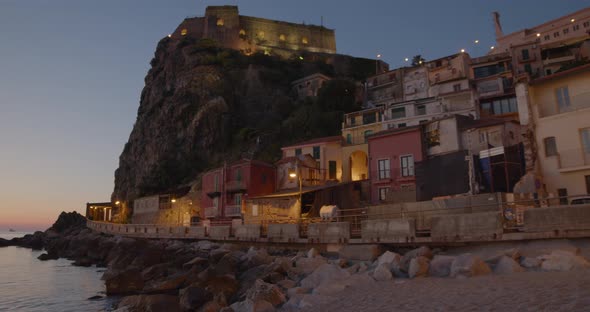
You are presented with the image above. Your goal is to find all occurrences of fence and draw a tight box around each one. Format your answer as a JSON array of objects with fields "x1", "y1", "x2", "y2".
[{"x1": 88, "y1": 193, "x2": 590, "y2": 244}]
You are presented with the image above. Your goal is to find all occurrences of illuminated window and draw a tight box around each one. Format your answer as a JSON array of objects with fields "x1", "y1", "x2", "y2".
[
  {"x1": 239, "y1": 29, "x2": 246, "y2": 36},
  {"x1": 180, "y1": 29, "x2": 188, "y2": 36},
  {"x1": 258, "y1": 31, "x2": 265, "y2": 39},
  {"x1": 279, "y1": 34, "x2": 286, "y2": 41},
  {"x1": 302, "y1": 37, "x2": 308, "y2": 44},
  {"x1": 217, "y1": 18, "x2": 224, "y2": 26}
]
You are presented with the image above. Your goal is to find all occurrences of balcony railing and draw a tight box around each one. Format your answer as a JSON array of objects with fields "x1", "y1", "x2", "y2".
[
  {"x1": 543, "y1": 55, "x2": 575, "y2": 66},
  {"x1": 224, "y1": 205, "x2": 242, "y2": 217},
  {"x1": 558, "y1": 148, "x2": 590, "y2": 169},
  {"x1": 204, "y1": 207, "x2": 218, "y2": 218},
  {"x1": 539, "y1": 91, "x2": 590, "y2": 118},
  {"x1": 226, "y1": 180, "x2": 246, "y2": 192}
]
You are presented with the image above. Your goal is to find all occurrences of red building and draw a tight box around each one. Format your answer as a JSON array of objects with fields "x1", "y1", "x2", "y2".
[
  {"x1": 368, "y1": 126, "x2": 425, "y2": 204},
  {"x1": 201, "y1": 159, "x2": 275, "y2": 221}
]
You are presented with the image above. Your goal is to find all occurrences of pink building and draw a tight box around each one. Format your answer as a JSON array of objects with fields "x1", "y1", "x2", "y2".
[
  {"x1": 201, "y1": 159, "x2": 275, "y2": 221},
  {"x1": 368, "y1": 126, "x2": 425, "y2": 204}
]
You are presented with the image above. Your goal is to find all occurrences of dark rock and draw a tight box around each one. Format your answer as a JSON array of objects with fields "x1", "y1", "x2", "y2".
[
  {"x1": 37, "y1": 252, "x2": 59, "y2": 261},
  {"x1": 73, "y1": 257, "x2": 93, "y2": 267},
  {"x1": 179, "y1": 285, "x2": 213, "y2": 311},
  {"x1": 117, "y1": 294, "x2": 180, "y2": 312},
  {"x1": 143, "y1": 274, "x2": 187, "y2": 294},
  {"x1": 49, "y1": 211, "x2": 87, "y2": 233},
  {"x1": 202, "y1": 275, "x2": 239, "y2": 300},
  {"x1": 87, "y1": 295, "x2": 103, "y2": 300},
  {"x1": 105, "y1": 267, "x2": 145, "y2": 295},
  {"x1": 246, "y1": 279, "x2": 286, "y2": 307}
]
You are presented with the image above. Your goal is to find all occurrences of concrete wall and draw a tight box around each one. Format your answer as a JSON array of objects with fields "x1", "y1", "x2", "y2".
[
  {"x1": 234, "y1": 224, "x2": 261, "y2": 239},
  {"x1": 133, "y1": 196, "x2": 159, "y2": 215},
  {"x1": 307, "y1": 222, "x2": 350, "y2": 243},
  {"x1": 524, "y1": 205, "x2": 590, "y2": 232},
  {"x1": 361, "y1": 219, "x2": 416, "y2": 242},
  {"x1": 267, "y1": 224, "x2": 299, "y2": 242},
  {"x1": 209, "y1": 226, "x2": 231, "y2": 240},
  {"x1": 430, "y1": 212, "x2": 503, "y2": 241},
  {"x1": 243, "y1": 197, "x2": 299, "y2": 224}
]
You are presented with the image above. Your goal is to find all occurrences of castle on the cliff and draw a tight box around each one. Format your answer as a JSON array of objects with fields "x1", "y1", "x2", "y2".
[{"x1": 170, "y1": 6, "x2": 337, "y2": 57}]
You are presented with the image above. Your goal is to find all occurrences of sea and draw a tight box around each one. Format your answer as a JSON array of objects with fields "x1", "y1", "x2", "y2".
[{"x1": 0, "y1": 231, "x2": 117, "y2": 312}]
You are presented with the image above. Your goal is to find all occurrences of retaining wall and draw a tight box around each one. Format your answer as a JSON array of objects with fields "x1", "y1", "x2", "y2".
[
  {"x1": 361, "y1": 219, "x2": 416, "y2": 242},
  {"x1": 430, "y1": 212, "x2": 502, "y2": 241},
  {"x1": 307, "y1": 222, "x2": 350, "y2": 243},
  {"x1": 267, "y1": 224, "x2": 299, "y2": 242},
  {"x1": 234, "y1": 224, "x2": 261, "y2": 240},
  {"x1": 524, "y1": 205, "x2": 590, "y2": 232}
]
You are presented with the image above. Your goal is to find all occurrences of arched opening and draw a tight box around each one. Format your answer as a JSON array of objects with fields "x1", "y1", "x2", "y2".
[
  {"x1": 350, "y1": 150, "x2": 368, "y2": 181},
  {"x1": 302, "y1": 37, "x2": 309, "y2": 44},
  {"x1": 217, "y1": 18, "x2": 224, "y2": 26},
  {"x1": 279, "y1": 34, "x2": 286, "y2": 42}
]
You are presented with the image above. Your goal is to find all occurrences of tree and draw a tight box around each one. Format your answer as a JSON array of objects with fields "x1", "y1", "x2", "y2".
[{"x1": 412, "y1": 55, "x2": 426, "y2": 66}]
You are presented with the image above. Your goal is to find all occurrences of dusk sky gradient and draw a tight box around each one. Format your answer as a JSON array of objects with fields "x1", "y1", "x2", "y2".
[{"x1": 1, "y1": 0, "x2": 588, "y2": 230}]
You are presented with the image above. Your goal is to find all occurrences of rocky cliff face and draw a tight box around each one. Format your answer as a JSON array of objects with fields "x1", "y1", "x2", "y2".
[{"x1": 113, "y1": 36, "x2": 376, "y2": 202}]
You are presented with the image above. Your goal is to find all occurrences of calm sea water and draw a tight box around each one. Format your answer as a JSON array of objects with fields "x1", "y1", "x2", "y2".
[{"x1": 0, "y1": 232, "x2": 116, "y2": 312}]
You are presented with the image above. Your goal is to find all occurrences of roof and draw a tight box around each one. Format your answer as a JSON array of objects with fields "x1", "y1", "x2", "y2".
[
  {"x1": 530, "y1": 63, "x2": 590, "y2": 85},
  {"x1": 281, "y1": 136, "x2": 342, "y2": 150},
  {"x1": 497, "y1": 7, "x2": 590, "y2": 40},
  {"x1": 367, "y1": 125, "x2": 422, "y2": 141}
]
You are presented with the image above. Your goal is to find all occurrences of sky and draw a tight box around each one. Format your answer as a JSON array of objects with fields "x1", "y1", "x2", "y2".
[{"x1": 0, "y1": 0, "x2": 588, "y2": 231}]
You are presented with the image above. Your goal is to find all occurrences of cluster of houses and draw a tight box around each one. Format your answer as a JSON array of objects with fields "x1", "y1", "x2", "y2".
[{"x1": 88, "y1": 7, "x2": 590, "y2": 226}]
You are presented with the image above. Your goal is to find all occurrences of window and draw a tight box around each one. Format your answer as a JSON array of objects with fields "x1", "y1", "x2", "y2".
[
  {"x1": 416, "y1": 105, "x2": 426, "y2": 115},
  {"x1": 302, "y1": 37, "x2": 308, "y2": 44},
  {"x1": 581, "y1": 128, "x2": 590, "y2": 154},
  {"x1": 295, "y1": 148, "x2": 302, "y2": 156},
  {"x1": 453, "y1": 84, "x2": 461, "y2": 92},
  {"x1": 239, "y1": 29, "x2": 246, "y2": 37},
  {"x1": 556, "y1": 87, "x2": 571, "y2": 113},
  {"x1": 521, "y1": 49, "x2": 530, "y2": 61},
  {"x1": 544, "y1": 35, "x2": 551, "y2": 40},
  {"x1": 180, "y1": 29, "x2": 188, "y2": 36},
  {"x1": 401, "y1": 155, "x2": 414, "y2": 177},
  {"x1": 329, "y1": 161, "x2": 337, "y2": 180},
  {"x1": 563, "y1": 28, "x2": 569, "y2": 35},
  {"x1": 235, "y1": 194, "x2": 242, "y2": 206},
  {"x1": 364, "y1": 130, "x2": 373, "y2": 143},
  {"x1": 391, "y1": 107, "x2": 406, "y2": 119},
  {"x1": 312, "y1": 146, "x2": 320, "y2": 159},
  {"x1": 481, "y1": 102, "x2": 492, "y2": 116},
  {"x1": 235, "y1": 169, "x2": 242, "y2": 182},
  {"x1": 363, "y1": 112, "x2": 377, "y2": 124},
  {"x1": 546, "y1": 69, "x2": 552, "y2": 76},
  {"x1": 479, "y1": 131, "x2": 487, "y2": 143},
  {"x1": 346, "y1": 134, "x2": 352, "y2": 144},
  {"x1": 553, "y1": 31, "x2": 560, "y2": 38},
  {"x1": 378, "y1": 187, "x2": 389, "y2": 201},
  {"x1": 483, "y1": 97, "x2": 518, "y2": 116},
  {"x1": 378, "y1": 159, "x2": 391, "y2": 179},
  {"x1": 524, "y1": 64, "x2": 532, "y2": 75},
  {"x1": 216, "y1": 18, "x2": 224, "y2": 26},
  {"x1": 558, "y1": 188, "x2": 568, "y2": 205},
  {"x1": 279, "y1": 34, "x2": 286, "y2": 41},
  {"x1": 398, "y1": 123, "x2": 406, "y2": 128},
  {"x1": 584, "y1": 21, "x2": 590, "y2": 28},
  {"x1": 544, "y1": 137, "x2": 557, "y2": 157},
  {"x1": 214, "y1": 174, "x2": 219, "y2": 191},
  {"x1": 574, "y1": 25, "x2": 580, "y2": 31}
]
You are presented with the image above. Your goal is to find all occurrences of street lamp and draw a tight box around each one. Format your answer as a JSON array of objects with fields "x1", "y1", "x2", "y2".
[
  {"x1": 375, "y1": 54, "x2": 382, "y2": 74},
  {"x1": 289, "y1": 165, "x2": 303, "y2": 218}
]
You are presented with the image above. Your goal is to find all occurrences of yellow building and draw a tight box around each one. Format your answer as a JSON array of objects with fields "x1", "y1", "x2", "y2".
[
  {"x1": 341, "y1": 107, "x2": 384, "y2": 182},
  {"x1": 281, "y1": 136, "x2": 343, "y2": 183},
  {"x1": 524, "y1": 64, "x2": 590, "y2": 199}
]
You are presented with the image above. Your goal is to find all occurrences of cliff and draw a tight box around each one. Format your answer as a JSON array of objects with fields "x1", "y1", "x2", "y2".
[{"x1": 112, "y1": 36, "x2": 378, "y2": 202}]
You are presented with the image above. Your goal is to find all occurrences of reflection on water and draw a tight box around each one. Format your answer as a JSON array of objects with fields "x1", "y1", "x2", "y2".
[{"x1": 0, "y1": 233, "x2": 116, "y2": 312}]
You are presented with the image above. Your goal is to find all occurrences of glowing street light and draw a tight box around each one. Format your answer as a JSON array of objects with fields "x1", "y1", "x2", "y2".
[
  {"x1": 404, "y1": 57, "x2": 409, "y2": 62},
  {"x1": 171, "y1": 199, "x2": 177, "y2": 203},
  {"x1": 460, "y1": 49, "x2": 466, "y2": 53},
  {"x1": 536, "y1": 33, "x2": 541, "y2": 37},
  {"x1": 490, "y1": 46, "x2": 495, "y2": 50},
  {"x1": 474, "y1": 39, "x2": 479, "y2": 44},
  {"x1": 571, "y1": 18, "x2": 576, "y2": 23},
  {"x1": 115, "y1": 201, "x2": 120, "y2": 205}
]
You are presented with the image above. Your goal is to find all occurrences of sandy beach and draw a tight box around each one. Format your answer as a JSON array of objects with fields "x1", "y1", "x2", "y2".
[{"x1": 303, "y1": 270, "x2": 590, "y2": 312}]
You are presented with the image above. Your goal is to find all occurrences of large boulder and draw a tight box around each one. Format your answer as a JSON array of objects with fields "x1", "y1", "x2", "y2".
[
  {"x1": 105, "y1": 267, "x2": 145, "y2": 295},
  {"x1": 539, "y1": 250, "x2": 590, "y2": 271},
  {"x1": 116, "y1": 294, "x2": 180, "y2": 312},
  {"x1": 428, "y1": 255, "x2": 455, "y2": 277},
  {"x1": 179, "y1": 285, "x2": 213, "y2": 311},
  {"x1": 143, "y1": 274, "x2": 187, "y2": 294},
  {"x1": 210, "y1": 251, "x2": 243, "y2": 276},
  {"x1": 246, "y1": 279, "x2": 286, "y2": 307},
  {"x1": 408, "y1": 256, "x2": 430, "y2": 278},
  {"x1": 229, "y1": 299, "x2": 275, "y2": 312},
  {"x1": 300, "y1": 264, "x2": 350, "y2": 289},
  {"x1": 338, "y1": 244, "x2": 382, "y2": 261},
  {"x1": 376, "y1": 251, "x2": 401, "y2": 267},
  {"x1": 372, "y1": 263, "x2": 393, "y2": 281},
  {"x1": 203, "y1": 275, "x2": 239, "y2": 300},
  {"x1": 401, "y1": 246, "x2": 433, "y2": 272},
  {"x1": 520, "y1": 257, "x2": 542, "y2": 269},
  {"x1": 494, "y1": 256, "x2": 525, "y2": 275},
  {"x1": 293, "y1": 256, "x2": 327, "y2": 276},
  {"x1": 242, "y1": 247, "x2": 273, "y2": 269},
  {"x1": 450, "y1": 254, "x2": 491, "y2": 278}
]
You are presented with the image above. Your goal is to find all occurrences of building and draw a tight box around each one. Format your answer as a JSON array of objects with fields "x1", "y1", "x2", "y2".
[
  {"x1": 171, "y1": 6, "x2": 336, "y2": 58},
  {"x1": 341, "y1": 107, "x2": 384, "y2": 182},
  {"x1": 367, "y1": 126, "x2": 424, "y2": 204},
  {"x1": 86, "y1": 202, "x2": 115, "y2": 222},
  {"x1": 291, "y1": 73, "x2": 331, "y2": 100},
  {"x1": 275, "y1": 154, "x2": 323, "y2": 191},
  {"x1": 366, "y1": 68, "x2": 404, "y2": 107},
  {"x1": 280, "y1": 135, "x2": 342, "y2": 183},
  {"x1": 201, "y1": 159, "x2": 275, "y2": 221},
  {"x1": 132, "y1": 187, "x2": 196, "y2": 225},
  {"x1": 518, "y1": 64, "x2": 590, "y2": 199}
]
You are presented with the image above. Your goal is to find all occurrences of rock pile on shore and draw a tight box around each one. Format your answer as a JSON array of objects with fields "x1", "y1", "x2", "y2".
[{"x1": 3, "y1": 212, "x2": 590, "y2": 311}]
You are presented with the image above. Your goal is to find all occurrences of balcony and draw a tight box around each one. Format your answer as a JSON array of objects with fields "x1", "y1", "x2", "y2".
[
  {"x1": 539, "y1": 91, "x2": 590, "y2": 118},
  {"x1": 558, "y1": 148, "x2": 590, "y2": 171},
  {"x1": 226, "y1": 180, "x2": 246, "y2": 192},
  {"x1": 543, "y1": 55, "x2": 575, "y2": 66},
  {"x1": 224, "y1": 205, "x2": 242, "y2": 217},
  {"x1": 371, "y1": 168, "x2": 415, "y2": 183},
  {"x1": 204, "y1": 206, "x2": 218, "y2": 218}
]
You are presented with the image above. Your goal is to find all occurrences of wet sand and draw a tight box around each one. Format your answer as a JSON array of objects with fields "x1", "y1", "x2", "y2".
[{"x1": 304, "y1": 270, "x2": 590, "y2": 312}]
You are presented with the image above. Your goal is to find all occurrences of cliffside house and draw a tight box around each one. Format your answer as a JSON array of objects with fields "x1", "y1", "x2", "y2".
[
  {"x1": 291, "y1": 73, "x2": 331, "y2": 100},
  {"x1": 367, "y1": 126, "x2": 424, "y2": 204},
  {"x1": 131, "y1": 187, "x2": 193, "y2": 225},
  {"x1": 201, "y1": 159, "x2": 275, "y2": 223},
  {"x1": 280, "y1": 135, "x2": 343, "y2": 184}
]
